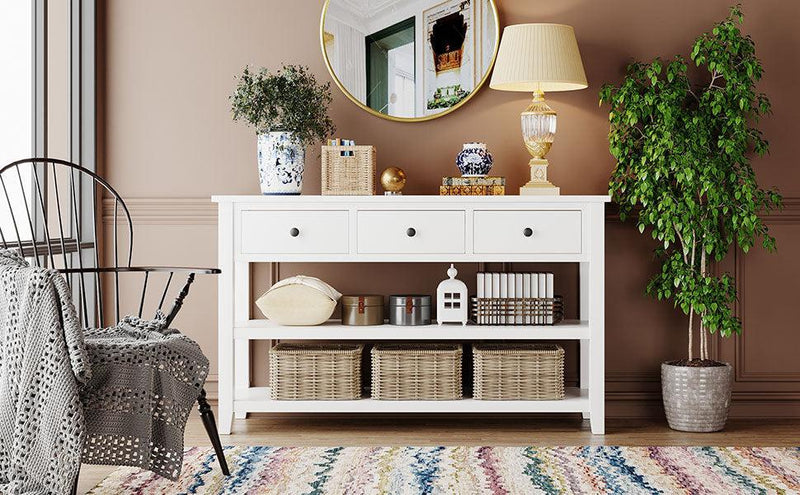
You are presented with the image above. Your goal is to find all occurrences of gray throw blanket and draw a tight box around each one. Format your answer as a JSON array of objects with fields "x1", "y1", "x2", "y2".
[
  {"x1": 0, "y1": 250, "x2": 210, "y2": 489},
  {"x1": 0, "y1": 249, "x2": 90, "y2": 494},
  {"x1": 80, "y1": 312, "x2": 209, "y2": 479}
]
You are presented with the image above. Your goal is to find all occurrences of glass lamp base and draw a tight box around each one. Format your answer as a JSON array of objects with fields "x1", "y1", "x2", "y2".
[{"x1": 520, "y1": 158, "x2": 560, "y2": 195}]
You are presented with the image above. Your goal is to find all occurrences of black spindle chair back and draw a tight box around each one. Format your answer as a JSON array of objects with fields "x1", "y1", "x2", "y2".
[
  {"x1": 0, "y1": 157, "x2": 215, "y2": 328},
  {"x1": 0, "y1": 158, "x2": 229, "y2": 479}
]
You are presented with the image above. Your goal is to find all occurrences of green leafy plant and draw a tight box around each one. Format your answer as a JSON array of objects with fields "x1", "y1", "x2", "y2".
[
  {"x1": 230, "y1": 65, "x2": 336, "y2": 146},
  {"x1": 599, "y1": 6, "x2": 781, "y2": 364}
]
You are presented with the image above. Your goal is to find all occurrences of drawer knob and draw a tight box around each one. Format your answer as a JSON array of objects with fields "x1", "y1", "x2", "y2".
[
  {"x1": 406, "y1": 227, "x2": 416, "y2": 237},
  {"x1": 289, "y1": 227, "x2": 300, "y2": 237},
  {"x1": 523, "y1": 227, "x2": 534, "y2": 237}
]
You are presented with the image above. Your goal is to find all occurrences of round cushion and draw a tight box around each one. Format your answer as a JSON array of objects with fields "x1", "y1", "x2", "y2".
[{"x1": 255, "y1": 276, "x2": 340, "y2": 326}]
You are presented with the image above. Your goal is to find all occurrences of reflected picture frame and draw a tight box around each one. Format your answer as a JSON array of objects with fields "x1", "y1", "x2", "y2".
[{"x1": 319, "y1": 0, "x2": 500, "y2": 123}]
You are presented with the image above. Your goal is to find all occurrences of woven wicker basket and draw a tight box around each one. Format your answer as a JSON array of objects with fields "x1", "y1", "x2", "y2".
[
  {"x1": 321, "y1": 145, "x2": 376, "y2": 195},
  {"x1": 473, "y1": 343, "x2": 565, "y2": 400},
  {"x1": 269, "y1": 343, "x2": 363, "y2": 400},
  {"x1": 371, "y1": 343, "x2": 462, "y2": 400}
]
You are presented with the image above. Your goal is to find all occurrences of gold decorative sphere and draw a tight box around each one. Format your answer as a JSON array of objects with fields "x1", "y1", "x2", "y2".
[{"x1": 380, "y1": 166, "x2": 407, "y2": 193}]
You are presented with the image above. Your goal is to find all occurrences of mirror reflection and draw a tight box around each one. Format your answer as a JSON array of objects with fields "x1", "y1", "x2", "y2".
[{"x1": 322, "y1": 0, "x2": 499, "y2": 121}]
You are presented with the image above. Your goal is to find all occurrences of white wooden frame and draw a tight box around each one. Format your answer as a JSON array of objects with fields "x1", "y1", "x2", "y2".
[{"x1": 212, "y1": 195, "x2": 609, "y2": 435}]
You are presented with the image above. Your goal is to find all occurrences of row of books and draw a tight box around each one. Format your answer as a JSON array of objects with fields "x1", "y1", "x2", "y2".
[
  {"x1": 476, "y1": 272, "x2": 555, "y2": 325},
  {"x1": 327, "y1": 138, "x2": 356, "y2": 156},
  {"x1": 442, "y1": 176, "x2": 506, "y2": 186}
]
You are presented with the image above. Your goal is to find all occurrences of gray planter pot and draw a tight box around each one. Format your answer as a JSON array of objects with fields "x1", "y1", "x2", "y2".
[{"x1": 661, "y1": 361, "x2": 733, "y2": 432}]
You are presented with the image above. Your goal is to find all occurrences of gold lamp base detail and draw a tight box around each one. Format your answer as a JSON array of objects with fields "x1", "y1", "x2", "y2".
[{"x1": 520, "y1": 158, "x2": 560, "y2": 195}]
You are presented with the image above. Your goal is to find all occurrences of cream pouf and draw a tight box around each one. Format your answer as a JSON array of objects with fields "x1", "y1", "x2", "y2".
[{"x1": 256, "y1": 275, "x2": 341, "y2": 326}]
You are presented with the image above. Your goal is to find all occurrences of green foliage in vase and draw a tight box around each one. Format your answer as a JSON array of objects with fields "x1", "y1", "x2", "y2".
[
  {"x1": 230, "y1": 65, "x2": 336, "y2": 146},
  {"x1": 599, "y1": 6, "x2": 782, "y2": 362}
]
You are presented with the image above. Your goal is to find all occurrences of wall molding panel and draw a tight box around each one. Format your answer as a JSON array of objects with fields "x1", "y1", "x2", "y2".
[
  {"x1": 106, "y1": 197, "x2": 800, "y2": 417},
  {"x1": 102, "y1": 198, "x2": 217, "y2": 225},
  {"x1": 734, "y1": 197, "x2": 800, "y2": 384}
]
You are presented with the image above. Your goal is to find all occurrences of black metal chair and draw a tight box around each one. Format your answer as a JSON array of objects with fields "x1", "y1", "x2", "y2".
[{"x1": 0, "y1": 157, "x2": 229, "y2": 480}]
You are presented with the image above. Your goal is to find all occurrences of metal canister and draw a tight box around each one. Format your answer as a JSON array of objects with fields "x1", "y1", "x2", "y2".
[
  {"x1": 341, "y1": 295, "x2": 385, "y2": 325},
  {"x1": 388, "y1": 295, "x2": 432, "y2": 325}
]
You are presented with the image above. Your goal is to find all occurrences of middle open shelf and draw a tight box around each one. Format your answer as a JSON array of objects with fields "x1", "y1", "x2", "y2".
[{"x1": 233, "y1": 319, "x2": 591, "y2": 340}]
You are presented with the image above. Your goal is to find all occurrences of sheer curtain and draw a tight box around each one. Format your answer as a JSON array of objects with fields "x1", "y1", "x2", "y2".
[
  {"x1": 0, "y1": 1, "x2": 33, "y2": 243},
  {"x1": 327, "y1": 17, "x2": 366, "y2": 103}
]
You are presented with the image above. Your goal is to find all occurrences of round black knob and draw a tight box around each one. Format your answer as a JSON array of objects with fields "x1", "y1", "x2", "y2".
[
  {"x1": 406, "y1": 227, "x2": 416, "y2": 237},
  {"x1": 289, "y1": 227, "x2": 300, "y2": 237},
  {"x1": 523, "y1": 227, "x2": 533, "y2": 237}
]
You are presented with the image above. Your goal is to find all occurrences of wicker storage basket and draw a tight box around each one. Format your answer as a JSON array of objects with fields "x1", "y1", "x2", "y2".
[
  {"x1": 269, "y1": 343, "x2": 363, "y2": 400},
  {"x1": 321, "y1": 145, "x2": 376, "y2": 195},
  {"x1": 371, "y1": 343, "x2": 462, "y2": 400},
  {"x1": 473, "y1": 343, "x2": 565, "y2": 400}
]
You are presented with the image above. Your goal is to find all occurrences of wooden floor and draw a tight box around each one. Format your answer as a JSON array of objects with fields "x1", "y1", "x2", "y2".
[{"x1": 78, "y1": 411, "x2": 800, "y2": 493}]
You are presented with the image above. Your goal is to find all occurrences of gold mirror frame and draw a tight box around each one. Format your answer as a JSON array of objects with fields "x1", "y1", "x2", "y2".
[{"x1": 320, "y1": 0, "x2": 500, "y2": 123}]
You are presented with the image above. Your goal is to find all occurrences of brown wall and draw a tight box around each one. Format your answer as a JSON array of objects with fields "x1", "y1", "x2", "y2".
[{"x1": 101, "y1": 0, "x2": 800, "y2": 417}]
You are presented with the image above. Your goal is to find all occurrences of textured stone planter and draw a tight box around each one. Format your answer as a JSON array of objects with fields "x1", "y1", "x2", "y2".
[{"x1": 661, "y1": 362, "x2": 733, "y2": 432}]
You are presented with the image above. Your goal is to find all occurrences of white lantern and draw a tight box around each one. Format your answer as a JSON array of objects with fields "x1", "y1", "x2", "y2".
[{"x1": 436, "y1": 264, "x2": 468, "y2": 325}]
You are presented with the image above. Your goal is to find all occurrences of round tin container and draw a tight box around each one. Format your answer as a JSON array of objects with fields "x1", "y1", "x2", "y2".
[
  {"x1": 341, "y1": 295, "x2": 385, "y2": 325},
  {"x1": 388, "y1": 295, "x2": 432, "y2": 326}
]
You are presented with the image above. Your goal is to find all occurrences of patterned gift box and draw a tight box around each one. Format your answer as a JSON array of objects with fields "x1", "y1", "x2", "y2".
[{"x1": 439, "y1": 185, "x2": 505, "y2": 196}]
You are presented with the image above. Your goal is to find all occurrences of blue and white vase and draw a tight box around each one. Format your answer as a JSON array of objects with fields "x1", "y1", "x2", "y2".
[
  {"x1": 455, "y1": 142, "x2": 493, "y2": 177},
  {"x1": 257, "y1": 131, "x2": 305, "y2": 195}
]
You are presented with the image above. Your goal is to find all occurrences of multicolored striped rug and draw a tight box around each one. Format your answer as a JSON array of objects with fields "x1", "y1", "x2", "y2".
[{"x1": 88, "y1": 445, "x2": 800, "y2": 494}]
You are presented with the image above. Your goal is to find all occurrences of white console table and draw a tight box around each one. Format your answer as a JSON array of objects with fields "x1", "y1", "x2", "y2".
[{"x1": 212, "y1": 195, "x2": 609, "y2": 435}]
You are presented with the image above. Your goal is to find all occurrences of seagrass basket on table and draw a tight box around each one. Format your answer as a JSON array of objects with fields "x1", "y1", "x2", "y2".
[
  {"x1": 371, "y1": 343, "x2": 463, "y2": 400},
  {"x1": 321, "y1": 145, "x2": 376, "y2": 195},
  {"x1": 473, "y1": 343, "x2": 565, "y2": 400},
  {"x1": 269, "y1": 343, "x2": 363, "y2": 400}
]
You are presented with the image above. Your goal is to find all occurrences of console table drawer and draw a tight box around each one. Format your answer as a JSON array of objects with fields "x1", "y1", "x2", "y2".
[
  {"x1": 240, "y1": 210, "x2": 349, "y2": 254},
  {"x1": 473, "y1": 210, "x2": 582, "y2": 254},
  {"x1": 357, "y1": 210, "x2": 465, "y2": 254}
]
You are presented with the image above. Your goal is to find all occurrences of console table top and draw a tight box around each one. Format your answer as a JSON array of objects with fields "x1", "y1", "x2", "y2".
[{"x1": 212, "y1": 194, "x2": 611, "y2": 203}]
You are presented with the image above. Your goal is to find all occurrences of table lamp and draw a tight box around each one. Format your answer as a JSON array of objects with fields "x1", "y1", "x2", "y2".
[{"x1": 490, "y1": 24, "x2": 588, "y2": 195}]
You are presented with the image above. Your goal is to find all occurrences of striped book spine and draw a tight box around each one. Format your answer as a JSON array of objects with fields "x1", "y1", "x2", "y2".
[{"x1": 441, "y1": 176, "x2": 506, "y2": 186}]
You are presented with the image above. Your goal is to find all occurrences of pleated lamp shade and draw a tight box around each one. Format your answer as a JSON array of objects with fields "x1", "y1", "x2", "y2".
[{"x1": 490, "y1": 24, "x2": 588, "y2": 93}]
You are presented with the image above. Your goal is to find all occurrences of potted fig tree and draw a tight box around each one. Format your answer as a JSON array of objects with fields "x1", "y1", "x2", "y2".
[
  {"x1": 231, "y1": 65, "x2": 336, "y2": 195},
  {"x1": 600, "y1": 6, "x2": 782, "y2": 432}
]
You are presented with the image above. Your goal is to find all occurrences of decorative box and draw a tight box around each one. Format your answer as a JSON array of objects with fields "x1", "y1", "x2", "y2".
[
  {"x1": 321, "y1": 145, "x2": 376, "y2": 195},
  {"x1": 473, "y1": 343, "x2": 565, "y2": 400},
  {"x1": 371, "y1": 343, "x2": 463, "y2": 400},
  {"x1": 439, "y1": 184, "x2": 505, "y2": 196},
  {"x1": 388, "y1": 295, "x2": 431, "y2": 325},
  {"x1": 269, "y1": 343, "x2": 363, "y2": 400},
  {"x1": 341, "y1": 295, "x2": 384, "y2": 325}
]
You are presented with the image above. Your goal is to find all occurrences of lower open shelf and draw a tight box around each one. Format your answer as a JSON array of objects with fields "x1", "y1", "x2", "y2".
[{"x1": 234, "y1": 387, "x2": 589, "y2": 414}]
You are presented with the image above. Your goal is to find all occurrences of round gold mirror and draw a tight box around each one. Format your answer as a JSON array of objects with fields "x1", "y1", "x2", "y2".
[{"x1": 320, "y1": 0, "x2": 500, "y2": 122}]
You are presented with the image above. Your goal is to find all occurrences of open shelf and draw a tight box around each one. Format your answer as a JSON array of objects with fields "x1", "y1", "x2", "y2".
[
  {"x1": 233, "y1": 319, "x2": 591, "y2": 341},
  {"x1": 234, "y1": 387, "x2": 589, "y2": 414}
]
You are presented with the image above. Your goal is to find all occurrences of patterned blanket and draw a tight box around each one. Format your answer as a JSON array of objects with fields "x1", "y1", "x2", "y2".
[
  {"x1": 0, "y1": 249, "x2": 90, "y2": 493},
  {"x1": 80, "y1": 312, "x2": 209, "y2": 479},
  {"x1": 0, "y1": 249, "x2": 209, "y2": 489}
]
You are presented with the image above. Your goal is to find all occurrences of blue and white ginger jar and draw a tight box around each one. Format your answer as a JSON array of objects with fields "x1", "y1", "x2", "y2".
[
  {"x1": 455, "y1": 142, "x2": 493, "y2": 177},
  {"x1": 257, "y1": 131, "x2": 305, "y2": 195}
]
